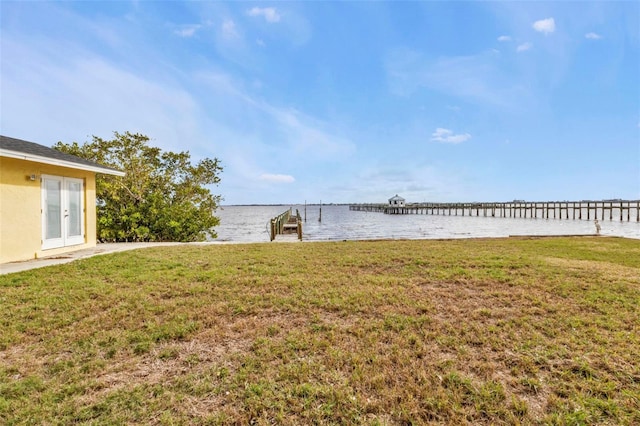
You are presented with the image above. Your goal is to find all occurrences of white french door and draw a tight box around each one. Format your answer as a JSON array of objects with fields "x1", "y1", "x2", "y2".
[{"x1": 42, "y1": 175, "x2": 85, "y2": 250}]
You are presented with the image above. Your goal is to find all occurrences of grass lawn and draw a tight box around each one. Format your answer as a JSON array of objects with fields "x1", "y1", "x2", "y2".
[{"x1": 1, "y1": 237, "x2": 639, "y2": 425}]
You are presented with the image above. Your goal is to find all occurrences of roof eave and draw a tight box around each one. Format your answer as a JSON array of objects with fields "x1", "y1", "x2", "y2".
[{"x1": 0, "y1": 148, "x2": 125, "y2": 176}]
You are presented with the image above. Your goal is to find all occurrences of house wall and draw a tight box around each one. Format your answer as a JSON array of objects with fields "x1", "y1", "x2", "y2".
[{"x1": 0, "y1": 157, "x2": 97, "y2": 263}]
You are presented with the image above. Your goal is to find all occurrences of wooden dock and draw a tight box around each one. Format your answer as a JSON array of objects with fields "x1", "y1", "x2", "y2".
[
  {"x1": 270, "y1": 208, "x2": 303, "y2": 241},
  {"x1": 349, "y1": 200, "x2": 640, "y2": 222}
]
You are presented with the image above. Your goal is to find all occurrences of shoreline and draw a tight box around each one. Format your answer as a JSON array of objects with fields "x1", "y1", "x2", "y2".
[{"x1": 2, "y1": 234, "x2": 635, "y2": 275}]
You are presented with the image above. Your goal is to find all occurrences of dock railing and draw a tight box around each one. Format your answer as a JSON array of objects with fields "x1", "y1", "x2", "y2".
[
  {"x1": 270, "y1": 208, "x2": 290, "y2": 241},
  {"x1": 270, "y1": 208, "x2": 303, "y2": 241},
  {"x1": 349, "y1": 200, "x2": 640, "y2": 222}
]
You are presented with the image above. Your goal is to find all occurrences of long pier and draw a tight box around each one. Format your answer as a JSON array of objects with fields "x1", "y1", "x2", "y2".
[{"x1": 349, "y1": 200, "x2": 640, "y2": 222}]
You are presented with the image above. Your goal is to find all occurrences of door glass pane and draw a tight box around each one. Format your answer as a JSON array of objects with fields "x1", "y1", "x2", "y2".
[
  {"x1": 45, "y1": 180, "x2": 62, "y2": 239},
  {"x1": 67, "y1": 181, "x2": 82, "y2": 237}
]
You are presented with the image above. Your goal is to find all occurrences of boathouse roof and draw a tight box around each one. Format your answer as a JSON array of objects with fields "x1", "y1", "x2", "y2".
[{"x1": 389, "y1": 194, "x2": 405, "y2": 202}]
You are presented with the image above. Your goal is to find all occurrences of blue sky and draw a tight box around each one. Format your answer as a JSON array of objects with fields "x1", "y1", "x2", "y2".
[{"x1": 1, "y1": 1, "x2": 639, "y2": 205}]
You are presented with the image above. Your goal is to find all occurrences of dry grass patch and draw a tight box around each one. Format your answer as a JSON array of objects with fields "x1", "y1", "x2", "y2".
[{"x1": 1, "y1": 237, "x2": 639, "y2": 424}]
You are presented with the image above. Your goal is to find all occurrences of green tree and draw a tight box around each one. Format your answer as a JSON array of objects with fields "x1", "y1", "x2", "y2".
[{"x1": 54, "y1": 131, "x2": 223, "y2": 242}]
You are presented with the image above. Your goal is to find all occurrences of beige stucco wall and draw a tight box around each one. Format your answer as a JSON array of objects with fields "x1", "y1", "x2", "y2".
[{"x1": 0, "y1": 156, "x2": 97, "y2": 263}]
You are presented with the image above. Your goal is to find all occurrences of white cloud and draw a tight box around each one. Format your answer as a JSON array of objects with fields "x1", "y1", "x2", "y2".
[
  {"x1": 221, "y1": 19, "x2": 239, "y2": 39},
  {"x1": 431, "y1": 128, "x2": 471, "y2": 144},
  {"x1": 533, "y1": 17, "x2": 555, "y2": 35},
  {"x1": 259, "y1": 173, "x2": 295, "y2": 183},
  {"x1": 585, "y1": 32, "x2": 602, "y2": 40},
  {"x1": 497, "y1": 35, "x2": 511, "y2": 42},
  {"x1": 247, "y1": 7, "x2": 281, "y2": 23},
  {"x1": 516, "y1": 42, "x2": 533, "y2": 52},
  {"x1": 174, "y1": 24, "x2": 201, "y2": 38}
]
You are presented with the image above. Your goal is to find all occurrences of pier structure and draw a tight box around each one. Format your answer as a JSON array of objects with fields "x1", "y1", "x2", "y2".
[
  {"x1": 349, "y1": 200, "x2": 640, "y2": 222},
  {"x1": 270, "y1": 208, "x2": 303, "y2": 241}
]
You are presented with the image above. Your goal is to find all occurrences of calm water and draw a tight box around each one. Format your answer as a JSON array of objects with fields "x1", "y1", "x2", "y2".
[{"x1": 211, "y1": 204, "x2": 640, "y2": 242}]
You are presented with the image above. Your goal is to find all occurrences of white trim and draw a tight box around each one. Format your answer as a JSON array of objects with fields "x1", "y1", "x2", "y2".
[{"x1": 0, "y1": 148, "x2": 125, "y2": 176}]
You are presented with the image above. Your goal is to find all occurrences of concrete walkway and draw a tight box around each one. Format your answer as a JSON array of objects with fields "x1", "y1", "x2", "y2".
[{"x1": 0, "y1": 242, "x2": 189, "y2": 275}]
